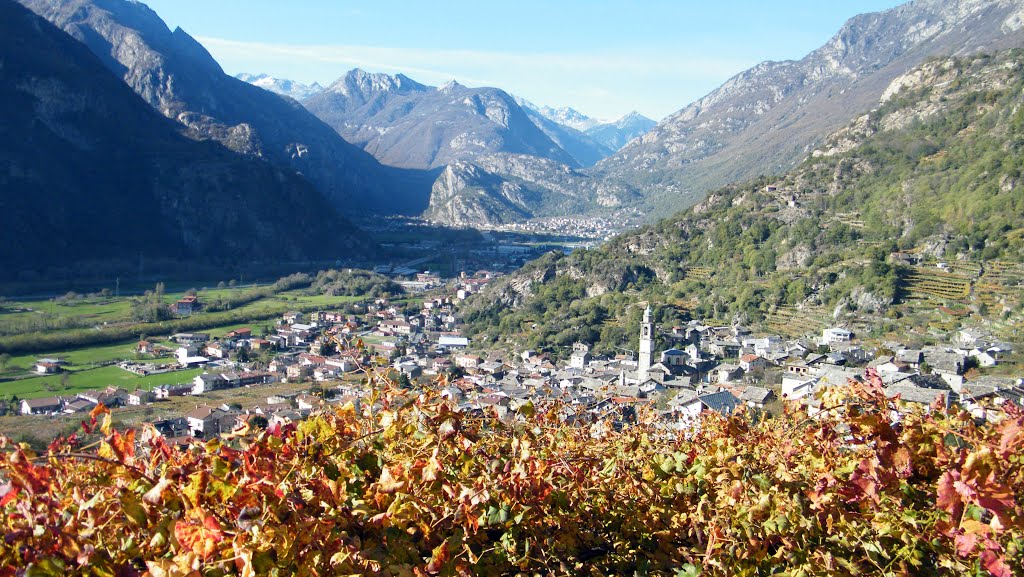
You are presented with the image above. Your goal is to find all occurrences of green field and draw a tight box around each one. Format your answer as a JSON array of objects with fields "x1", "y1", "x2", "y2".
[
  {"x1": 2, "y1": 365, "x2": 203, "y2": 399},
  {"x1": 0, "y1": 286, "x2": 368, "y2": 399},
  {"x1": 0, "y1": 287, "x2": 253, "y2": 333}
]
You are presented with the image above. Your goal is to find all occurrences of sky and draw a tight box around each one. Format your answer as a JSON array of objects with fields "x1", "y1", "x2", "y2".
[{"x1": 141, "y1": 0, "x2": 907, "y2": 121}]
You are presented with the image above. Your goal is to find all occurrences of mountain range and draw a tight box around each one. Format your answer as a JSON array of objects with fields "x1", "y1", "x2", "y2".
[
  {"x1": 302, "y1": 70, "x2": 580, "y2": 170},
  {"x1": 511, "y1": 98, "x2": 656, "y2": 154},
  {"x1": 296, "y1": 70, "x2": 653, "y2": 172},
  {"x1": 411, "y1": 0, "x2": 1024, "y2": 225},
  {"x1": 17, "y1": 0, "x2": 429, "y2": 215},
  {"x1": 0, "y1": 0, "x2": 367, "y2": 276},
  {"x1": 7, "y1": 0, "x2": 1024, "y2": 273}
]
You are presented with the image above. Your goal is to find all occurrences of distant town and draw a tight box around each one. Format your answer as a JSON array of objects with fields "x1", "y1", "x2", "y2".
[{"x1": 9, "y1": 267, "x2": 1021, "y2": 447}]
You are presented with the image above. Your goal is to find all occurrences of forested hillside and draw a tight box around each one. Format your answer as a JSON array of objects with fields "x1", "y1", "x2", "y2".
[{"x1": 464, "y1": 51, "x2": 1024, "y2": 353}]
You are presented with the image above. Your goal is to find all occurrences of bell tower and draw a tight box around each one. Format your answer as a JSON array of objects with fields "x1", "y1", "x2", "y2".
[{"x1": 638, "y1": 305, "x2": 654, "y2": 381}]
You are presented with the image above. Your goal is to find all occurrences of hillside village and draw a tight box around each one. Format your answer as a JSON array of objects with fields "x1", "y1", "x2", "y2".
[{"x1": 11, "y1": 269, "x2": 1023, "y2": 445}]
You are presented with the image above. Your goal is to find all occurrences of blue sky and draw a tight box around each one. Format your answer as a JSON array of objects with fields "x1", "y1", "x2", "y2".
[{"x1": 143, "y1": 0, "x2": 906, "y2": 121}]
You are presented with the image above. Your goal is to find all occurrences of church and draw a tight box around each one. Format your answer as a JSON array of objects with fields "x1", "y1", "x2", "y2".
[{"x1": 633, "y1": 304, "x2": 702, "y2": 386}]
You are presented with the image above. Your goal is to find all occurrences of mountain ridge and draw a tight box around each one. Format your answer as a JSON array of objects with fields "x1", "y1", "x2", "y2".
[
  {"x1": 17, "y1": 0, "x2": 425, "y2": 215},
  {"x1": 302, "y1": 68, "x2": 579, "y2": 170},
  {"x1": 593, "y1": 0, "x2": 1024, "y2": 216}
]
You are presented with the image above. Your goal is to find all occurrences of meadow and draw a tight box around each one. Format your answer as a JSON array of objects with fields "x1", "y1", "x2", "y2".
[{"x1": 0, "y1": 280, "x2": 367, "y2": 400}]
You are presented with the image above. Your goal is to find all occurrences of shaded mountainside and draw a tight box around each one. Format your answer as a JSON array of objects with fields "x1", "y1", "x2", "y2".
[
  {"x1": 463, "y1": 50, "x2": 1024, "y2": 351},
  {"x1": 18, "y1": 0, "x2": 424, "y2": 214},
  {"x1": 0, "y1": 0, "x2": 367, "y2": 273},
  {"x1": 303, "y1": 69, "x2": 577, "y2": 170},
  {"x1": 595, "y1": 0, "x2": 1024, "y2": 216}
]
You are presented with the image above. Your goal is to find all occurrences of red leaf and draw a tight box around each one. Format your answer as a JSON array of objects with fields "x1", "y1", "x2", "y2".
[
  {"x1": 954, "y1": 480, "x2": 978, "y2": 502},
  {"x1": 954, "y1": 532, "x2": 978, "y2": 557},
  {"x1": 936, "y1": 471, "x2": 961, "y2": 513},
  {"x1": 0, "y1": 485, "x2": 19, "y2": 507},
  {"x1": 997, "y1": 416, "x2": 1023, "y2": 458},
  {"x1": 174, "y1": 514, "x2": 223, "y2": 560},
  {"x1": 980, "y1": 550, "x2": 1013, "y2": 577},
  {"x1": 425, "y1": 539, "x2": 451, "y2": 574}
]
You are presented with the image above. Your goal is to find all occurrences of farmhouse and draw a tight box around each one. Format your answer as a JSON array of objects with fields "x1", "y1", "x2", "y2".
[
  {"x1": 21, "y1": 397, "x2": 63, "y2": 415},
  {"x1": 34, "y1": 358, "x2": 65, "y2": 374},
  {"x1": 172, "y1": 296, "x2": 200, "y2": 315}
]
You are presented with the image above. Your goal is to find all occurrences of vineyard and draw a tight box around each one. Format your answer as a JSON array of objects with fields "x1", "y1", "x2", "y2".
[
  {"x1": 2, "y1": 373, "x2": 1021, "y2": 576},
  {"x1": 900, "y1": 267, "x2": 972, "y2": 302},
  {"x1": 765, "y1": 304, "x2": 830, "y2": 338},
  {"x1": 984, "y1": 262, "x2": 1024, "y2": 287},
  {"x1": 682, "y1": 267, "x2": 714, "y2": 280}
]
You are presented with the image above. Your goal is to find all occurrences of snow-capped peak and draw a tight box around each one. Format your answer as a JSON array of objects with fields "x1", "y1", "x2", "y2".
[
  {"x1": 235, "y1": 73, "x2": 324, "y2": 100},
  {"x1": 440, "y1": 79, "x2": 464, "y2": 93}
]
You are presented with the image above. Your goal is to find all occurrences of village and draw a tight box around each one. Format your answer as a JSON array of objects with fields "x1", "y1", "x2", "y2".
[{"x1": 10, "y1": 269, "x2": 1024, "y2": 445}]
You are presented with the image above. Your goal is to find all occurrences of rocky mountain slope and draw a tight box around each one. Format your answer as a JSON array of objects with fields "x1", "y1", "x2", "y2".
[
  {"x1": 595, "y1": 0, "x2": 1024, "y2": 215},
  {"x1": 0, "y1": 0, "x2": 366, "y2": 274},
  {"x1": 422, "y1": 153, "x2": 640, "y2": 226},
  {"x1": 236, "y1": 73, "x2": 324, "y2": 101},
  {"x1": 17, "y1": 0, "x2": 423, "y2": 214},
  {"x1": 463, "y1": 49, "x2": 1024, "y2": 350},
  {"x1": 303, "y1": 69, "x2": 577, "y2": 170}
]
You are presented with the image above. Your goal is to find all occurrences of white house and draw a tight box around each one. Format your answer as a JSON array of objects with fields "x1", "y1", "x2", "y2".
[
  {"x1": 970, "y1": 349, "x2": 998, "y2": 368},
  {"x1": 21, "y1": 397, "x2": 63, "y2": 415},
  {"x1": 439, "y1": 336, "x2": 470, "y2": 349},
  {"x1": 739, "y1": 354, "x2": 767, "y2": 372},
  {"x1": 782, "y1": 376, "x2": 818, "y2": 401},
  {"x1": 716, "y1": 364, "x2": 744, "y2": 384},
  {"x1": 570, "y1": 343, "x2": 592, "y2": 369},
  {"x1": 821, "y1": 328, "x2": 853, "y2": 346}
]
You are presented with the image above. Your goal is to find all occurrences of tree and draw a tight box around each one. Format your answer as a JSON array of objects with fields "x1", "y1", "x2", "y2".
[
  {"x1": 396, "y1": 372, "x2": 412, "y2": 389},
  {"x1": 0, "y1": 353, "x2": 10, "y2": 372}
]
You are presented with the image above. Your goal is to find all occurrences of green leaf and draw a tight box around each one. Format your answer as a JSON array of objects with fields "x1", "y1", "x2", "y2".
[{"x1": 25, "y1": 558, "x2": 65, "y2": 577}]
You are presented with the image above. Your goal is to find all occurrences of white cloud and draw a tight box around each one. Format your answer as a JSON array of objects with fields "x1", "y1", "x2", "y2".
[{"x1": 198, "y1": 36, "x2": 755, "y2": 119}]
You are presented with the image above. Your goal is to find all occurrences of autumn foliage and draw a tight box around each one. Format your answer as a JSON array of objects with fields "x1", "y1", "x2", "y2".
[{"x1": 1, "y1": 374, "x2": 1023, "y2": 576}]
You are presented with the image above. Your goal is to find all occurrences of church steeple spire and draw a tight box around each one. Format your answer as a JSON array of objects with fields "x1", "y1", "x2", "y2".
[{"x1": 638, "y1": 304, "x2": 654, "y2": 381}]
